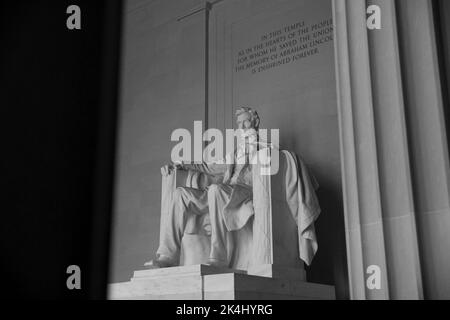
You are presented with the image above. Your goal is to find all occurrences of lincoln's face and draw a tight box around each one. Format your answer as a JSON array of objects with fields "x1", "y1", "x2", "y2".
[{"x1": 236, "y1": 112, "x2": 253, "y2": 131}]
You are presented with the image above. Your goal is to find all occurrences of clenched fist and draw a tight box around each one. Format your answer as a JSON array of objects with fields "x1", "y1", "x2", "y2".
[{"x1": 161, "y1": 162, "x2": 183, "y2": 176}]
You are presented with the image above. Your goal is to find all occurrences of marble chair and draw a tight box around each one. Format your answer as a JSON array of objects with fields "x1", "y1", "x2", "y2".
[{"x1": 162, "y1": 148, "x2": 316, "y2": 280}]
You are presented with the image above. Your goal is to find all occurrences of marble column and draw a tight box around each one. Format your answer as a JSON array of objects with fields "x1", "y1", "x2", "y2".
[
  {"x1": 437, "y1": 0, "x2": 450, "y2": 104},
  {"x1": 396, "y1": 0, "x2": 450, "y2": 299},
  {"x1": 333, "y1": 0, "x2": 450, "y2": 299}
]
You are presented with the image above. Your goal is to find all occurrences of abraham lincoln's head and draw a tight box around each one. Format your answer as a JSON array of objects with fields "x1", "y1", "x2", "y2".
[{"x1": 235, "y1": 107, "x2": 260, "y2": 132}]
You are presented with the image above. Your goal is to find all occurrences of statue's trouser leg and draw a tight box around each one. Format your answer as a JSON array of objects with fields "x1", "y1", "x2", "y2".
[
  {"x1": 157, "y1": 187, "x2": 208, "y2": 261},
  {"x1": 207, "y1": 184, "x2": 234, "y2": 265}
]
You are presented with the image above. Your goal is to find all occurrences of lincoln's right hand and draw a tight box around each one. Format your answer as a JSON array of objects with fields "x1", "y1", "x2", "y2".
[{"x1": 161, "y1": 162, "x2": 183, "y2": 176}]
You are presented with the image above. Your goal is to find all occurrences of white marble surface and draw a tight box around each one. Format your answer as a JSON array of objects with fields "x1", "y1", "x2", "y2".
[{"x1": 108, "y1": 265, "x2": 334, "y2": 300}]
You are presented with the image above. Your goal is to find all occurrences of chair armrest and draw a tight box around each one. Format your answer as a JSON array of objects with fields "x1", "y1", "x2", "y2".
[
  {"x1": 251, "y1": 148, "x2": 289, "y2": 266},
  {"x1": 251, "y1": 148, "x2": 274, "y2": 266},
  {"x1": 159, "y1": 168, "x2": 215, "y2": 242},
  {"x1": 252, "y1": 147, "x2": 285, "y2": 201}
]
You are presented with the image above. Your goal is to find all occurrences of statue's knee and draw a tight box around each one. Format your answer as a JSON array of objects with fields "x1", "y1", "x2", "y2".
[{"x1": 173, "y1": 187, "x2": 185, "y2": 201}]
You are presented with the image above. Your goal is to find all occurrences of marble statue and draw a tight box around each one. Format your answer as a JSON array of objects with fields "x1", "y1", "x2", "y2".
[{"x1": 145, "y1": 107, "x2": 321, "y2": 271}]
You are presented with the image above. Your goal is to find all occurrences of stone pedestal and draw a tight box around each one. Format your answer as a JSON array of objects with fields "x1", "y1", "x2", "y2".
[{"x1": 108, "y1": 265, "x2": 335, "y2": 300}]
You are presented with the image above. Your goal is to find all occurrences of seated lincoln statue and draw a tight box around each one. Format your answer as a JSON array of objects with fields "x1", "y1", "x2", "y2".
[{"x1": 146, "y1": 107, "x2": 321, "y2": 276}]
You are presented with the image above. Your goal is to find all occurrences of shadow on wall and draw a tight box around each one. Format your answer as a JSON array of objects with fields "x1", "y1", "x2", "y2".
[{"x1": 305, "y1": 173, "x2": 349, "y2": 300}]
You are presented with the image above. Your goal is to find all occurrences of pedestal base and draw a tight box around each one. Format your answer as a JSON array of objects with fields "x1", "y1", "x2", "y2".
[
  {"x1": 247, "y1": 264, "x2": 306, "y2": 281},
  {"x1": 108, "y1": 265, "x2": 335, "y2": 300}
]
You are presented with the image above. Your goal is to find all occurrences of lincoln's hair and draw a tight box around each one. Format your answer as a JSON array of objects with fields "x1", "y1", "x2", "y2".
[{"x1": 235, "y1": 107, "x2": 260, "y2": 131}]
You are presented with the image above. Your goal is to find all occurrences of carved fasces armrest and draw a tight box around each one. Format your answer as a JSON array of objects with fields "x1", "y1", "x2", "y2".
[
  {"x1": 251, "y1": 148, "x2": 288, "y2": 266},
  {"x1": 252, "y1": 147, "x2": 284, "y2": 201}
]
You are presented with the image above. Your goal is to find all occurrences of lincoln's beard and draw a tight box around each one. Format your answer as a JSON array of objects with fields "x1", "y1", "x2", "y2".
[
  {"x1": 238, "y1": 127, "x2": 257, "y2": 140},
  {"x1": 236, "y1": 128, "x2": 258, "y2": 163}
]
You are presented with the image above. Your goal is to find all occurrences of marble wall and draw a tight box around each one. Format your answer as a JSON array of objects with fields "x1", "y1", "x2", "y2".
[
  {"x1": 208, "y1": 0, "x2": 347, "y2": 298},
  {"x1": 110, "y1": 0, "x2": 348, "y2": 299},
  {"x1": 109, "y1": 0, "x2": 207, "y2": 284},
  {"x1": 110, "y1": 0, "x2": 450, "y2": 301}
]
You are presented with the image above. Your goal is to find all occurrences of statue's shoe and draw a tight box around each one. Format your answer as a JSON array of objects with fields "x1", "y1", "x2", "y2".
[{"x1": 144, "y1": 255, "x2": 176, "y2": 268}]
